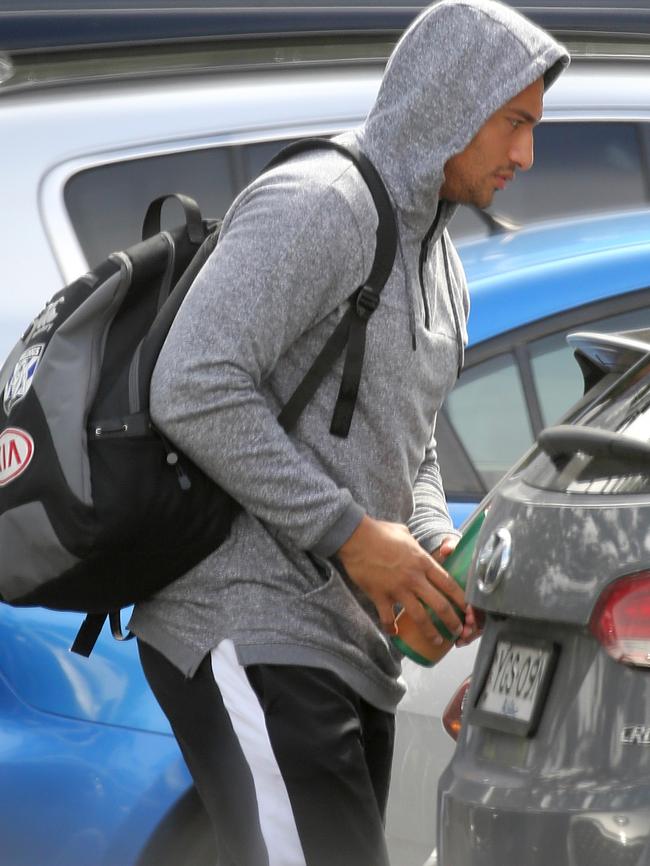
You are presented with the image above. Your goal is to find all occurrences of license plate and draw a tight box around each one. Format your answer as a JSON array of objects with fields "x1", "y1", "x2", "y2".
[{"x1": 471, "y1": 637, "x2": 558, "y2": 737}]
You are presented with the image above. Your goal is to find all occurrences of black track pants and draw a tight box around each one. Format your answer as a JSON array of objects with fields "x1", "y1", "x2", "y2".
[{"x1": 138, "y1": 639, "x2": 395, "y2": 866}]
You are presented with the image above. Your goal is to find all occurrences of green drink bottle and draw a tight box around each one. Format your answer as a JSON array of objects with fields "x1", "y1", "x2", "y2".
[{"x1": 392, "y1": 509, "x2": 486, "y2": 667}]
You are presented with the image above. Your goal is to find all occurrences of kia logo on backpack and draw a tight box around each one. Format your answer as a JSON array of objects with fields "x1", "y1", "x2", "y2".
[{"x1": 0, "y1": 428, "x2": 34, "y2": 486}]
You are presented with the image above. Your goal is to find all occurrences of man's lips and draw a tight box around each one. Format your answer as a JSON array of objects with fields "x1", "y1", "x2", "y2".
[{"x1": 494, "y1": 172, "x2": 514, "y2": 190}]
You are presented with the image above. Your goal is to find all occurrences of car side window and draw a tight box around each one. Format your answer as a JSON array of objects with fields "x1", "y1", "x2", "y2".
[
  {"x1": 435, "y1": 411, "x2": 485, "y2": 500},
  {"x1": 444, "y1": 353, "x2": 533, "y2": 489},
  {"x1": 439, "y1": 302, "x2": 650, "y2": 502},
  {"x1": 449, "y1": 121, "x2": 649, "y2": 243},
  {"x1": 490, "y1": 121, "x2": 648, "y2": 226}
]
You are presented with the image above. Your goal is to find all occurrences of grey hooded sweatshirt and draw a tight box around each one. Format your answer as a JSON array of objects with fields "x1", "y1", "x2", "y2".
[{"x1": 130, "y1": 0, "x2": 569, "y2": 712}]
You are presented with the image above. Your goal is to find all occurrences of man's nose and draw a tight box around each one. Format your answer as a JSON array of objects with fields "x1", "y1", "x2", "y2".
[{"x1": 509, "y1": 129, "x2": 535, "y2": 172}]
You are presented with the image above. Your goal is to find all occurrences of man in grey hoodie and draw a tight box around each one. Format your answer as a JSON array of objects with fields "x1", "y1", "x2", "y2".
[{"x1": 130, "y1": 1, "x2": 569, "y2": 863}]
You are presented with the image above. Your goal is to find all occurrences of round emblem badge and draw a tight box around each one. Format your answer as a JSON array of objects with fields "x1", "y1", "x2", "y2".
[
  {"x1": 476, "y1": 527, "x2": 512, "y2": 594},
  {"x1": 0, "y1": 427, "x2": 35, "y2": 486}
]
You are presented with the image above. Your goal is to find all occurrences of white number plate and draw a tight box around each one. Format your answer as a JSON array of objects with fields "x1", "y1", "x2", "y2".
[{"x1": 474, "y1": 639, "x2": 555, "y2": 735}]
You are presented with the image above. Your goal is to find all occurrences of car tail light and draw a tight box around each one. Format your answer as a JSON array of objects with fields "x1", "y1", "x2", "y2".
[
  {"x1": 590, "y1": 571, "x2": 650, "y2": 667},
  {"x1": 442, "y1": 677, "x2": 471, "y2": 741}
]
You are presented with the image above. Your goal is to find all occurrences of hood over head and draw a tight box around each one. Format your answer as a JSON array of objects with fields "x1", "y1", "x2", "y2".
[{"x1": 358, "y1": 0, "x2": 570, "y2": 234}]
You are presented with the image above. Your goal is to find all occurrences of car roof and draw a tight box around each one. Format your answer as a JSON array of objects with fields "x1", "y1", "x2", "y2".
[
  {"x1": 2, "y1": 3, "x2": 649, "y2": 109},
  {"x1": 2, "y1": 3, "x2": 650, "y2": 54},
  {"x1": 458, "y1": 208, "x2": 650, "y2": 346},
  {"x1": 0, "y1": 7, "x2": 413, "y2": 53}
]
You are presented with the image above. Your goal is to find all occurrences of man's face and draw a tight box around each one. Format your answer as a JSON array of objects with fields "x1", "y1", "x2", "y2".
[{"x1": 439, "y1": 77, "x2": 544, "y2": 209}]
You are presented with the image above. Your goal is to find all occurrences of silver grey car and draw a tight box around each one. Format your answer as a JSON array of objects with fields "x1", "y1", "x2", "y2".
[{"x1": 438, "y1": 329, "x2": 650, "y2": 866}]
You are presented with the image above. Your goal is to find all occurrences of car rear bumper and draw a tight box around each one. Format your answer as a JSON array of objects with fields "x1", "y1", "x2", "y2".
[{"x1": 437, "y1": 773, "x2": 650, "y2": 866}]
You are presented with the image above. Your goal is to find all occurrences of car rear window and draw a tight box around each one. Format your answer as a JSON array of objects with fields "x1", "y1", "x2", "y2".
[
  {"x1": 520, "y1": 356, "x2": 650, "y2": 495},
  {"x1": 64, "y1": 139, "x2": 297, "y2": 268}
]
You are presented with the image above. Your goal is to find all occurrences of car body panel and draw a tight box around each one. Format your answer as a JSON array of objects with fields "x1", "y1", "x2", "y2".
[
  {"x1": 439, "y1": 615, "x2": 650, "y2": 866},
  {"x1": 0, "y1": 674, "x2": 188, "y2": 866},
  {"x1": 0, "y1": 606, "x2": 170, "y2": 732},
  {"x1": 465, "y1": 478, "x2": 650, "y2": 625},
  {"x1": 462, "y1": 210, "x2": 650, "y2": 347}
]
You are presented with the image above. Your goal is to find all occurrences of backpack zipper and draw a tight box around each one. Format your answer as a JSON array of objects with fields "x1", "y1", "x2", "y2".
[
  {"x1": 157, "y1": 430, "x2": 192, "y2": 491},
  {"x1": 128, "y1": 339, "x2": 143, "y2": 416}
]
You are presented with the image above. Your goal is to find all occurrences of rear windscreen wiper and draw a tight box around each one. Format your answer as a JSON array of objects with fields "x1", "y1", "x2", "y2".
[{"x1": 537, "y1": 424, "x2": 650, "y2": 463}]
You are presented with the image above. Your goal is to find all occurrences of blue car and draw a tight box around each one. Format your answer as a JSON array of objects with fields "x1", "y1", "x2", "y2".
[{"x1": 3, "y1": 207, "x2": 650, "y2": 866}]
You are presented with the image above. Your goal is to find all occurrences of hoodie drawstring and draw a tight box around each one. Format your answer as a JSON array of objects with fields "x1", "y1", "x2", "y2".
[{"x1": 418, "y1": 202, "x2": 443, "y2": 331}]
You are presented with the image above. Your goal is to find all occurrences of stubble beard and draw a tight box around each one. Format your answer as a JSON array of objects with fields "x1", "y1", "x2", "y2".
[{"x1": 463, "y1": 179, "x2": 495, "y2": 211}]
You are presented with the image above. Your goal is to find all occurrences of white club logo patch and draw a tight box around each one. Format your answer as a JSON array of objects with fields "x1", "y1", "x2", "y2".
[
  {"x1": 0, "y1": 428, "x2": 34, "y2": 486},
  {"x1": 24, "y1": 296, "x2": 65, "y2": 343},
  {"x1": 3, "y1": 343, "x2": 44, "y2": 415}
]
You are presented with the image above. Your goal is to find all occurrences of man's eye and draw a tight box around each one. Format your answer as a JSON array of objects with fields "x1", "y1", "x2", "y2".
[{"x1": 509, "y1": 118, "x2": 522, "y2": 130}]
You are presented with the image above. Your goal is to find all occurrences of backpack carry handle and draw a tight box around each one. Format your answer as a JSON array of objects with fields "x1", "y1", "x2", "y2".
[
  {"x1": 70, "y1": 611, "x2": 134, "y2": 657},
  {"x1": 142, "y1": 193, "x2": 206, "y2": 245}
]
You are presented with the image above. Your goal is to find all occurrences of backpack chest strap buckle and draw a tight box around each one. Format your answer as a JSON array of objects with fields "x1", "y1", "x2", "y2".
[{"x1": 355, "y1": 285, "x2": 380, "y2": 320}]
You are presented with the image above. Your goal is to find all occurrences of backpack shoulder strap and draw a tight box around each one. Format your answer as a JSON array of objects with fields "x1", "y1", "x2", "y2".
[{"x1": 267, "y1": 138, "x2": 398, "y2": 438}]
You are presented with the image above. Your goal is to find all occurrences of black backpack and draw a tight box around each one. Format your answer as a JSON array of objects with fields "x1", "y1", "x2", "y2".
[{"x1": 0, "y1": 139, "x2": 396, "y2": 656}]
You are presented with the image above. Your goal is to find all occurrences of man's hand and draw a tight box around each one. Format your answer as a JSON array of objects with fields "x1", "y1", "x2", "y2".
[
  {"x1": 456, "y1": 605, "x2": 485, "y2": 646},
  {"x1": 432, "y1": 534, "x2": 459, "y2": 563},
  {"x1": 337, "y1": 516, "x2": 467, "y2": 643}
]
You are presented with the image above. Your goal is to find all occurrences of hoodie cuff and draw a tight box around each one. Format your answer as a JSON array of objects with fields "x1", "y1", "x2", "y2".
[{"x1": 310, "y1": 500, "x2": 366, "y2": 558}]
